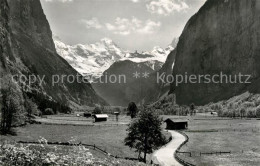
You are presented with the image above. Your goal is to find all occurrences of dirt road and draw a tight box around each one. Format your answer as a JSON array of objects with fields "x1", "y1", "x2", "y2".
[{"x1": 152, "y1": 130, "x2": 185, "y2": 166}]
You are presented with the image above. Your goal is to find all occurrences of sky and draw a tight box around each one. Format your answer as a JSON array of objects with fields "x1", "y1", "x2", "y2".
[{"x1": 40, "y1": 0, "x2": 206, "y2": 51}]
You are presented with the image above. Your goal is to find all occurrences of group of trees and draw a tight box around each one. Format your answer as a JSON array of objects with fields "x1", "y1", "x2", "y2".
[
  {"x1": 0, "y1": 81, "x2": 72, "y2": 134},
  {"x1": 151, "y1": 97, "x2": 197, "y2": 116},
  {"x1": 86, "y1": 106, "x2": 125, "y2": 115},
  {"x1": 217, "y1": 107, "x2": 260, "y2": 118},
  {"x1": 92, "y1": 106, "x2": 103, "y2": 114},
  {"x1": 1, "y1": 81, "x2": 26, "y2": 134},
  {"x1": 209, "y1": 102, "x2": 260, "y2": 118},
  {"x1": 1, "y1": 89, "x2": 16, "y2": 134},
  {"x1": 26, "y1": 90, "x2": 71, "y2": 114}
]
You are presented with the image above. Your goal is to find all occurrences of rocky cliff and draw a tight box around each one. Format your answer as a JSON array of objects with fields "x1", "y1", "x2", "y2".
[
  {"x1": 1, "y1": 0, "x2": 107, "y2": 110},
  {"x1": 171, "y1": 0, "x2": 260, "y2": 105}
]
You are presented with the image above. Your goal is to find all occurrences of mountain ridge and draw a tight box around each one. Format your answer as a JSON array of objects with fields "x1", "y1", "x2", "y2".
[{"x1": 54, "y1": 37, "x2": 176, "y2": 81}]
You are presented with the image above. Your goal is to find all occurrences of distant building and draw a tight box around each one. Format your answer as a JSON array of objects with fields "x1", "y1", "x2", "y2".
[
  {"x1": 93, "y1": 114, "x2": 108, "y2": 122},
  {"x1": 83, "y1": 112, "x2": 92, "y2": 118},
  {"x1": 114, "y1": 112, "x2": 120, "y2": 115},
  {"x1": 164, "y1": 119, "x2": 188, "y2": 130}
]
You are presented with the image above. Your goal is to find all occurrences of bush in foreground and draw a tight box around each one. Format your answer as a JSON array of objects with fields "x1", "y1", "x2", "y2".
[{"x1": 0, "y1": 139, "x2": 148, "y2": 166}]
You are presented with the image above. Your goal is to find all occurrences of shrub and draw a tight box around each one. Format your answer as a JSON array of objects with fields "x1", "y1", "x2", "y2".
[
  {"x1": 246, "y1": 108, "x2": 256, "y2": 118},
  {"x1": 217, "y1": 109, "x2": 223, "y2": 117},
  {"x1": 255, "y1": 98, "x2": 260, "y2": 107},
  {"x1": 25, "y1": 98, "x2": 40, "y2": 116},
  {"x1": 0, "y1": 141, "x2": 143, "y2": 165},
  {"x1": 256, "y1": 107, "x2": 260, "y2": 118},
  {"x1": 43, "y1": 108, "x2": 54, "y2": 115}
]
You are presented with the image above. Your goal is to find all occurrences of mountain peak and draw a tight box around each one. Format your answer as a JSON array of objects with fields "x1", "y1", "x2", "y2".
[
  {"x1": 54, "y1": 37, "x2": 175, "y2": 81},
  {"x1": 100, "y1": 38, "x2": 114, "y2": 45}
]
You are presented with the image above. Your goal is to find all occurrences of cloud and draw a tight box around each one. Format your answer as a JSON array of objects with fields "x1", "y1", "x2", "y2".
[
  {"x1": 80, "y1": 18, "x2": 103, "y2": 29},
  {"x1": 146, "y1": 0, "x2": 189, "y2": 16},
  {"x1": 44, "y1": 0, "x2": 74, "y2": 2},
  {"x1": 137, "y1": 20, "x2": 161, "y2": 34},
  {"x1": 105, "y1": 17, "x2": 161, "y2": 35},
  {"x1": 131, "y1": 0, "x2": 140, "y2": 3}
]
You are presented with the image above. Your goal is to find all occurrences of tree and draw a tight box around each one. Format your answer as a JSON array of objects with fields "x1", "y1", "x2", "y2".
[
  {"x1": 127, "y1": 102, "x2": 138, "y2": 119},
  {"x1": 92, "y1": 107, "x2": 102, "y2": 115},
  {"x1": 1, "y1": 89, "x2": 13, "y2": 134},
  {"x1": 256, "y1": 107, "x2": 260, "y2": 118},
  {"x1": 240, "y1": 107, "x2": 246, "y2": 118},
  {"x1": 24, "y1": 97, "x2": 39, "y2": 118},
  {"x1": 1, "y1": 85, "x2": 24, "y2": 134},
  {"x1": 124, "y1": 109, "x2": 166, "y2": 163},
  {"x1": 190, "y1": 103, "x2": 195, "y2": 116}
]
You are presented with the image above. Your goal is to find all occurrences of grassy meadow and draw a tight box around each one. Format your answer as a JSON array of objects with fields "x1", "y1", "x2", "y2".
[
  {"x1": 0, "y1": 113, "x2": 171, "y2": 164},
  {"x1": 177, "y1": 116, "x2": 260, "y2": 166},
  {"x1": 0, "y1": 121, "x2": 136, "y2": 159},
  {"x1": 1, "y1": 111, "x2": 259, "y2": 166}
]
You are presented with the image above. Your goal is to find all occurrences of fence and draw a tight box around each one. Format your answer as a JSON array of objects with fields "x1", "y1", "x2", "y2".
[
  {"x1": 174, "y1": 131, "x2": 196, "y2": 166},
  {"x1": 174, "y1": 131, "x2": 235, "y2": 166},
  {"x1": 17, "y1": 141, "x2": 139, "y2": 161},
  {"x1": 39, "y1": 123, "x2": 127, "y2": 127},
  {"x1": 199, "y1": 151, "x2": 231, "y2": 156}
]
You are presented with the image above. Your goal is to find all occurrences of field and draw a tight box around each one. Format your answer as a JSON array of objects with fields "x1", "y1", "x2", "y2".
[
  {"x1": 34, "y1": 113, "x2": 130, "y2": 126},
  {"x1": 0, "y1": 115, "x2": 137, "y2": 159},
  {"x1": 1, "y1": 113, "x2": 259, "y2": 165},
  {"x1": 0, "y1": 113, "x2": 170, "y2": 164},
  {"x1": 176, "y1": 116, "x2": 260, "y2": 166}
]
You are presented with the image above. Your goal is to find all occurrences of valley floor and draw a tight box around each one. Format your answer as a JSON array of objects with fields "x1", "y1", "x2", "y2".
[
  {"x1": 176, "y1": 116, "x2": 260, "y2": 166},
  {"x1": 0, "y1": 114, "x2": 166, "y2": 164},
  {"x1": 1, "y1": 114, "x2": 259, "y2": 166},
  {"x1": 0, "y1": 123, "x2": 136, "y2": 159}
]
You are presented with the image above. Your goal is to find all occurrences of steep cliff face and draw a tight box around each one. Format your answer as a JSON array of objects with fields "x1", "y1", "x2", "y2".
[
  {"x1": 171, "y1": 0, "x2": 260, "y2": 105},
  {"x1": 1, "y1": 0, "x2": 107, "y2": 108},
  {"x1": 0, "y1": 0, "x2": 10, "y2": 71}
]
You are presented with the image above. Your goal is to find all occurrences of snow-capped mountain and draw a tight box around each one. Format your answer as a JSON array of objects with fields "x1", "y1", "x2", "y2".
[
  {"x1": 54, "y1": 37, "x2": 176, "y2": 81},
  {"x1": 54, "y1": 37, "x2": 125, "y2": 80},
  {"x1": 123, "y1": 45, "x2": 174, "y2": 63}
]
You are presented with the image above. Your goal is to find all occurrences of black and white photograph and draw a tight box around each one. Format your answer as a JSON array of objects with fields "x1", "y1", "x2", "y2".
[{"x1": 0, "y1": 0, "x2": 259, "y2": 165}]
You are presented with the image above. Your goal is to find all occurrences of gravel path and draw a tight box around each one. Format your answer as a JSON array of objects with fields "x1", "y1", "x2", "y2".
[{"x1": 152, "y1": 130, "x2": 185, "y2": 166}]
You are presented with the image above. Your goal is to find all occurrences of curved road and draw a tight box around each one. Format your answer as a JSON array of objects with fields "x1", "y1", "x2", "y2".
[{"x1": 152, "y1": 130, "x2": 186, "y2": 166}]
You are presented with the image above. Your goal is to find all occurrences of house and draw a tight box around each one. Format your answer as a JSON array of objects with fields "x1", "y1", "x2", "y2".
[
  {"x1": 114, "y1": 112, "x2": 120, "y2": 116},
  {"x1": 93, "y1": 114, "x2": 108, "y2": 122},
  {"x1": 164, "y1": 119, "x2": 188, "y2": 130},
  {"x1": 83, "y1": 112, "x2": 92, "y2": 118}
]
